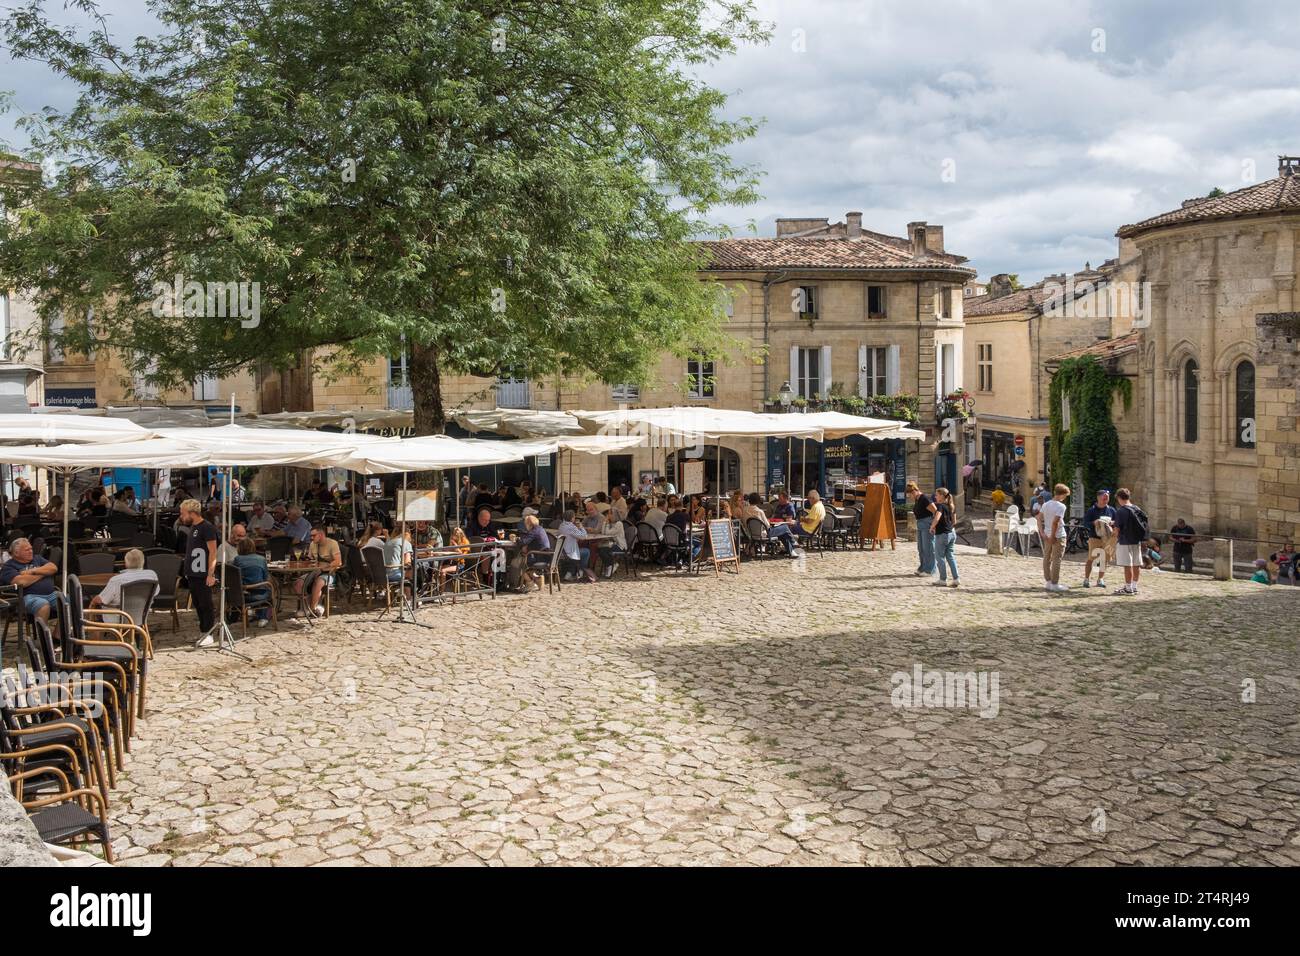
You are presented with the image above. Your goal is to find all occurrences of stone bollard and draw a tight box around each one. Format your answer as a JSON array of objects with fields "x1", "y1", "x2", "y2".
[
  {"x1": 1213, "y1": 537, "x2": 1234, "y2": 580},
  {"x1": 988, "y1": 510, "x2": 1010, "y2": 556}
]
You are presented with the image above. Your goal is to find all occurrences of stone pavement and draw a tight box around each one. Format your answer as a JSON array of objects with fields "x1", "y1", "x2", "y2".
[{"x1": 107, "y1": 544, "x2": 1300, "y2": 866}]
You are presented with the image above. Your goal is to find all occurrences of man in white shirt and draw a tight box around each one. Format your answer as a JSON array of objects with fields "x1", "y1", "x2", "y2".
[
  {"x1": 643, "y1": 498, "x2": 668, "y2": 533},
  {"x1": 248, "y1": 501, "x2": 276, "y2": 533},
  {"x1": 1037, "y1": 483, "x2": 1070, "y2": 593},
  {"x1": 90, "y1": 548, "x2": 159, "y2": 609},
  {"x1": 216, "y1": 523, "x2": 249, "y2": 563},
  {"x1": 608, "y1": 488, "x2": 629, "y2": 521}
]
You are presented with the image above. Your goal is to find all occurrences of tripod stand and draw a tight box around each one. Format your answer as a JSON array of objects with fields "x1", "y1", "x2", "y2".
[{"x1": 193, "y1": 464, "x2": 250, "y2": 661}]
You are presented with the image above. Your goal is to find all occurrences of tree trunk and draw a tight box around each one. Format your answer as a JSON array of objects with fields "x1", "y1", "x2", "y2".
[
  {"x1": 409, "y1": 340, "x2": 445, "y2": 436},
  {"x1": 406, "y1": 340, "x2": 446, "y2": 496}
]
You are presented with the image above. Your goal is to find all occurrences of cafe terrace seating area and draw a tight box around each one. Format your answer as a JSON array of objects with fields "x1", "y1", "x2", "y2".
[{"x1": 0, "y1": 407, "x2": 920, "y2": 859}]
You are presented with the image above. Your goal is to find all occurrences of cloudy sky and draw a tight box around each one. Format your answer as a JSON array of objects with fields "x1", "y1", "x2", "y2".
[{"x1": 4, "y1": 0, "x2": 1300, "y2": 280}]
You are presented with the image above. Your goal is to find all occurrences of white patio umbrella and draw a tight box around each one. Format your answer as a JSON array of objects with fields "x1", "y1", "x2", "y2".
[
  {"x1": 0, "y1": 437, "x2": 213, "y2": 601},
  {"x1": 0, "y1": 412, "x2": 154, "y2": 445}
]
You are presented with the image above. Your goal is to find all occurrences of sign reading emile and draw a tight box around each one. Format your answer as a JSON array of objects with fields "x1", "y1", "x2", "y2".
[{"x1": 706, "y1": 518, "x2": 740, "y2": 577}]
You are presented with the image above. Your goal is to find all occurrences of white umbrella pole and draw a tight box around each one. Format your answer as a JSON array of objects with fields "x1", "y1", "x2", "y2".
[{"x1": 61, "y1": 470, "x2": 71, "y2": 598}]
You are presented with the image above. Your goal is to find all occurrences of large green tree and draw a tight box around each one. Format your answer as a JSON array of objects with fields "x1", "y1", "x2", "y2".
[{"x1": 0, "y1": 0, "x2": 765, "y2": 431}]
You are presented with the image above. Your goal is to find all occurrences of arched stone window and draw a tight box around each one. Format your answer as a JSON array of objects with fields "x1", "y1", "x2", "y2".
[
  {"x1": 1235, "y1": 360, "x2": 1255, "y2": 449},
  {"x1": 1183, "y1": 359, "x2": 1199, "y2": 444}
]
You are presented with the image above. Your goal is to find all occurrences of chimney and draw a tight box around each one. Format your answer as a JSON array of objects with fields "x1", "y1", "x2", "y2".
[
  {"x1": 907, "y1": 221, "x2": 928, "y2": 257},
  {"x1": 1279, "y1": 155, "x2": 1300, "y2": 178},
  {"x1": 925, "y1": 224, "x2": 944, "y2": 254},
  {"x1": 775, "y1": 217, "x2": 829, "y2": 237},
  {"x1": 845, "y1": 211, "x2": 862, "y2": 238},
  {"x1": 988, "y1": 273, "x2": 1013, "y2": 298}
]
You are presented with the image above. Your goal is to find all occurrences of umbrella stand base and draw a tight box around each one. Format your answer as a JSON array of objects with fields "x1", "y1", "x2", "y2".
[
  {"x1": 194, "y1": 620, "x2": 251, "y2": 662},
  {"x1": 376, "y1": 576, "x2": 435, "y2": 629}
]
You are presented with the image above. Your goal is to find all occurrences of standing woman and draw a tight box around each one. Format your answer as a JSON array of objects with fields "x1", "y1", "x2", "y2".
[
  {"x1": 906, "y1": 481, "x2": 937, "y2": 578},
  {"x1": 930, "y1": 487, "x2": 960, "y2": 588}
]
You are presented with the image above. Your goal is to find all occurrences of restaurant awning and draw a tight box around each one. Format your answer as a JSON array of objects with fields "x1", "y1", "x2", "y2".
[
  {"x1": 155, "y1": 424, "x2": 386, "y2": 467},
  {"x1": 451, "y1": 408, "x2": 587, "y2": 438},
  {"x1": 795, "y1": 411, "x2": 925, "y2": 441},
  {"x1": 332, "y1": 434, "x2": 534, "y2": 475},
  {"x1": 0, "y1": 412, "x2": 155, "y2": 445},
  {"x1": 571, "y1": 406, "x2": 825, "y2": 440},
  {"x1": 0, "y1": 437, "x2": 214, "y2": 469}
]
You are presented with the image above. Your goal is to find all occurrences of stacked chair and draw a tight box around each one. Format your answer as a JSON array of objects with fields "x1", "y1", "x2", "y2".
[{"x1": 1, "y1": 573, "x2": 158, "y2": 862}]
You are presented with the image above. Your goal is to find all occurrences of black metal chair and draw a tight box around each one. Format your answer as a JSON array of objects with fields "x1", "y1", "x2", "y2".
[
  {"x1": 60, "y1": 577, "x2": 145, "y2": 737},
  {"x1": 23, "y1": 616, "x2": 127, "y2": 774},
  {"x1": 267, "y1": 537, "x2": 293, "y2": 562},
  {"x1": 6, "y1": 764, "x2": 114, "y2": 862},
  {"x1": 362, "y1": 547, "x2": 399, "y2": 609},
  {"x1": 220, "y1": 562, "x2": 277, "y2": 638},
  {"x1": 107, "y1": 516, "x2": 137, "y2": 541},
  {"x1": 659, "y1": 523, "x2": 691, "y2": 570},
  {"x1": 144, "y1": 553, "x2": 183, "y2": 633},
  {"x1": 744, "y1": 517, "x2": 777, "y2": 559},
  {"x1": 130, "y1": 531, "x2": 156, "y2": 549},
  {"x1": 635, "y1": 522, "x2": 662, "y2": 566},
  {"x1": 77, "y1": 551, "x2": 115, "y2": 576}
]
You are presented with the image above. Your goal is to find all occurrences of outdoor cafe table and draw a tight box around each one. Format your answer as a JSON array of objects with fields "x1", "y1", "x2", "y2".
[
  {"x1": 267, "y1": 560, "x2": 333, "y2": 618},
  {"x1": 77, "y1": 572, "x2": 113, "y2": 599}
]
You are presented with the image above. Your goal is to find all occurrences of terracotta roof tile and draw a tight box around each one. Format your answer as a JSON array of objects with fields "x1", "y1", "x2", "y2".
[
  {"x1": 698, "y1": 236, "x2": 972, "y2": 273},
  {"x1": 1117, "y1": 174, "x2": 1300, "y2": 237},
  {"x1": 1047, "y1": 331, "x2": 1142, "y2": 365}
]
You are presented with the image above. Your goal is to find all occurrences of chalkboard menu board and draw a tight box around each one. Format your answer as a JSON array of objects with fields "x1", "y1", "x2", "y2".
[{"x1": 706, "y1": 518, "x2": 740, "y2": 576}]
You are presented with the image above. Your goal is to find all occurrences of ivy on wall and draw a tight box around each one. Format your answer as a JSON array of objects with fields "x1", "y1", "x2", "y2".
[{"x1": 1048, "y1": 355, "x2": 1132, "y2": 500}]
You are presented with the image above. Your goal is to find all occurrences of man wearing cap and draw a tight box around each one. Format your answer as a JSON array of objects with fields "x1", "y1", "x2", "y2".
[{"x1": 1082, "y1": 489, "x2": 1117, "y2": 589}]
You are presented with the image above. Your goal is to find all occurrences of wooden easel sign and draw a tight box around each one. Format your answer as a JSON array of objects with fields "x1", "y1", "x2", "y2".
[{"x1": 706, "y1": 518, "x2": 741, "y2": 577}]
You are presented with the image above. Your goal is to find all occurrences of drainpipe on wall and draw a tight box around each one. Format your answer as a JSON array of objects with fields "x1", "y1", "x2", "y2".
[{"x1": 761, "y1": 270, "x2": 789, "y2": 405}]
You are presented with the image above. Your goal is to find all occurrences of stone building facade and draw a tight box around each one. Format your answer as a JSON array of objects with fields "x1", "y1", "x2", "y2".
[
  {"x1": 1254, "y1": 312, "x2": 1300, "y2": 547},
  {"x1": 334, "y1": 213, "x2": 976, "y2": 506},
  {"x1": 962, "y1": 246, "x2": 1142, "y2": 498},
  {"x1": 1115, "y1": 157, "x2": 1300, "y2": 543}
]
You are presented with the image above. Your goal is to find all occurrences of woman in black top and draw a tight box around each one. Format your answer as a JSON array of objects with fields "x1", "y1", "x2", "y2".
[
  {"x1": 905, "y1": 480, "x2": 937, "y2": 576},
  {"x1": 930, "y1": 487, "x2": 959, "y2": 587}
]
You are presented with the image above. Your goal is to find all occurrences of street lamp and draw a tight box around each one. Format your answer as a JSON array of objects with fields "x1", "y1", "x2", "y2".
[{"x1": 777, "y1": 381, "x2": 795, "y2": 498}]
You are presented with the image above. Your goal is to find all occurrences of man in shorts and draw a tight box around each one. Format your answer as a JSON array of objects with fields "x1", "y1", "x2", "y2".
[{"x1": 1112, "y1": 488, "x2": 1147, "y2": 596}]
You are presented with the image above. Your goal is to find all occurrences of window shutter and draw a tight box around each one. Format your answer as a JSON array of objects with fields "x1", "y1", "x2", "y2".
[
  {"x1": 886, "y1": 344, "x2": 901, "y2": 396},
  {"x1": 857, "y1": 345, "x2": 869, "y2": 397},
  {"x1": 789, "y1": 346, "x2": 799, "y2": 394},
  {"x1": 820, "y1": 345, "x2": 832, "y2": 399}
]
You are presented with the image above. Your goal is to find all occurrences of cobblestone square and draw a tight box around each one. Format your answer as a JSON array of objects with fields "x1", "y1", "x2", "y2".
[{"x1": 109, "y1": 546, "x2": 1300, "y2": 866}]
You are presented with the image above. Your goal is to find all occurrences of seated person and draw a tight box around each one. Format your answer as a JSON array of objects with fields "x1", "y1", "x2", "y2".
[
  {"x1": 745, "y1": 492, "x2": 798, "y2": 556},
  {"x1": 41, "y1": 495, "x2": 66, "y2": 523},
  {"x1": 467, "y1": 508, "x2": 500, "y2": 540},
  {"x1": 90, "y1": 548, "x2": 160, "y2": 609},
  {"x1": 772, "y1": 492, "x2": 797, "y2": 523},
  {"x1": 273, "y1": 506, "x2": 311, "y2": 546},
  {"x1": 294, "y1": 524, "x2": 341, "y2": 616},
  {"x1": 642, "y1": 498, "x2": 668, "y2": 533},
  {"x1": 582, "y1": 500, "x2": 604, "y2": 532},
  {"x1": 233, "y1": 537, "x2": 272, "y2": 625},
  {"x1": 247, "y1": 500, "x2": 276, "y2": 534},
  {"x1": 0, "y1": 537, "x2": 59, "y2": 624},
  {"x1": 597, "y1": 509, "x2": 627, "y2": 578},
  {"x1": 518, "y1": 515, "x2": 553, "y2": 589},
  {"x1": 1141, "y1": 537, "x2": 1164, "y2": 572},
  {"x1": 798, "y1": 489, "x2": 826, "y2": 544},
  {"x1": 439, "y1": 527, "x2": 472, "y2": 588},
  {"x1": 591, "y1": 492, "x2": 611, "y2": 515},
  {"x1": 383, "y1": 523, "x2": 413, "y2": 585},
  {"x1": 556, "y1": 510, "x2": 594, "y2": 582},
  {"x1": 360, "y1": 521, "x2": 387, "y2": 551},
  {"x1": 217, "y1": 522, "x2": 249, "y2": 563}
]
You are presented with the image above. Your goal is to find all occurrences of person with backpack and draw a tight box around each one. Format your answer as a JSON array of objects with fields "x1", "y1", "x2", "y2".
[{"x1": 1112, "y1": 487, "x2": 1149, "y2": 596}]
